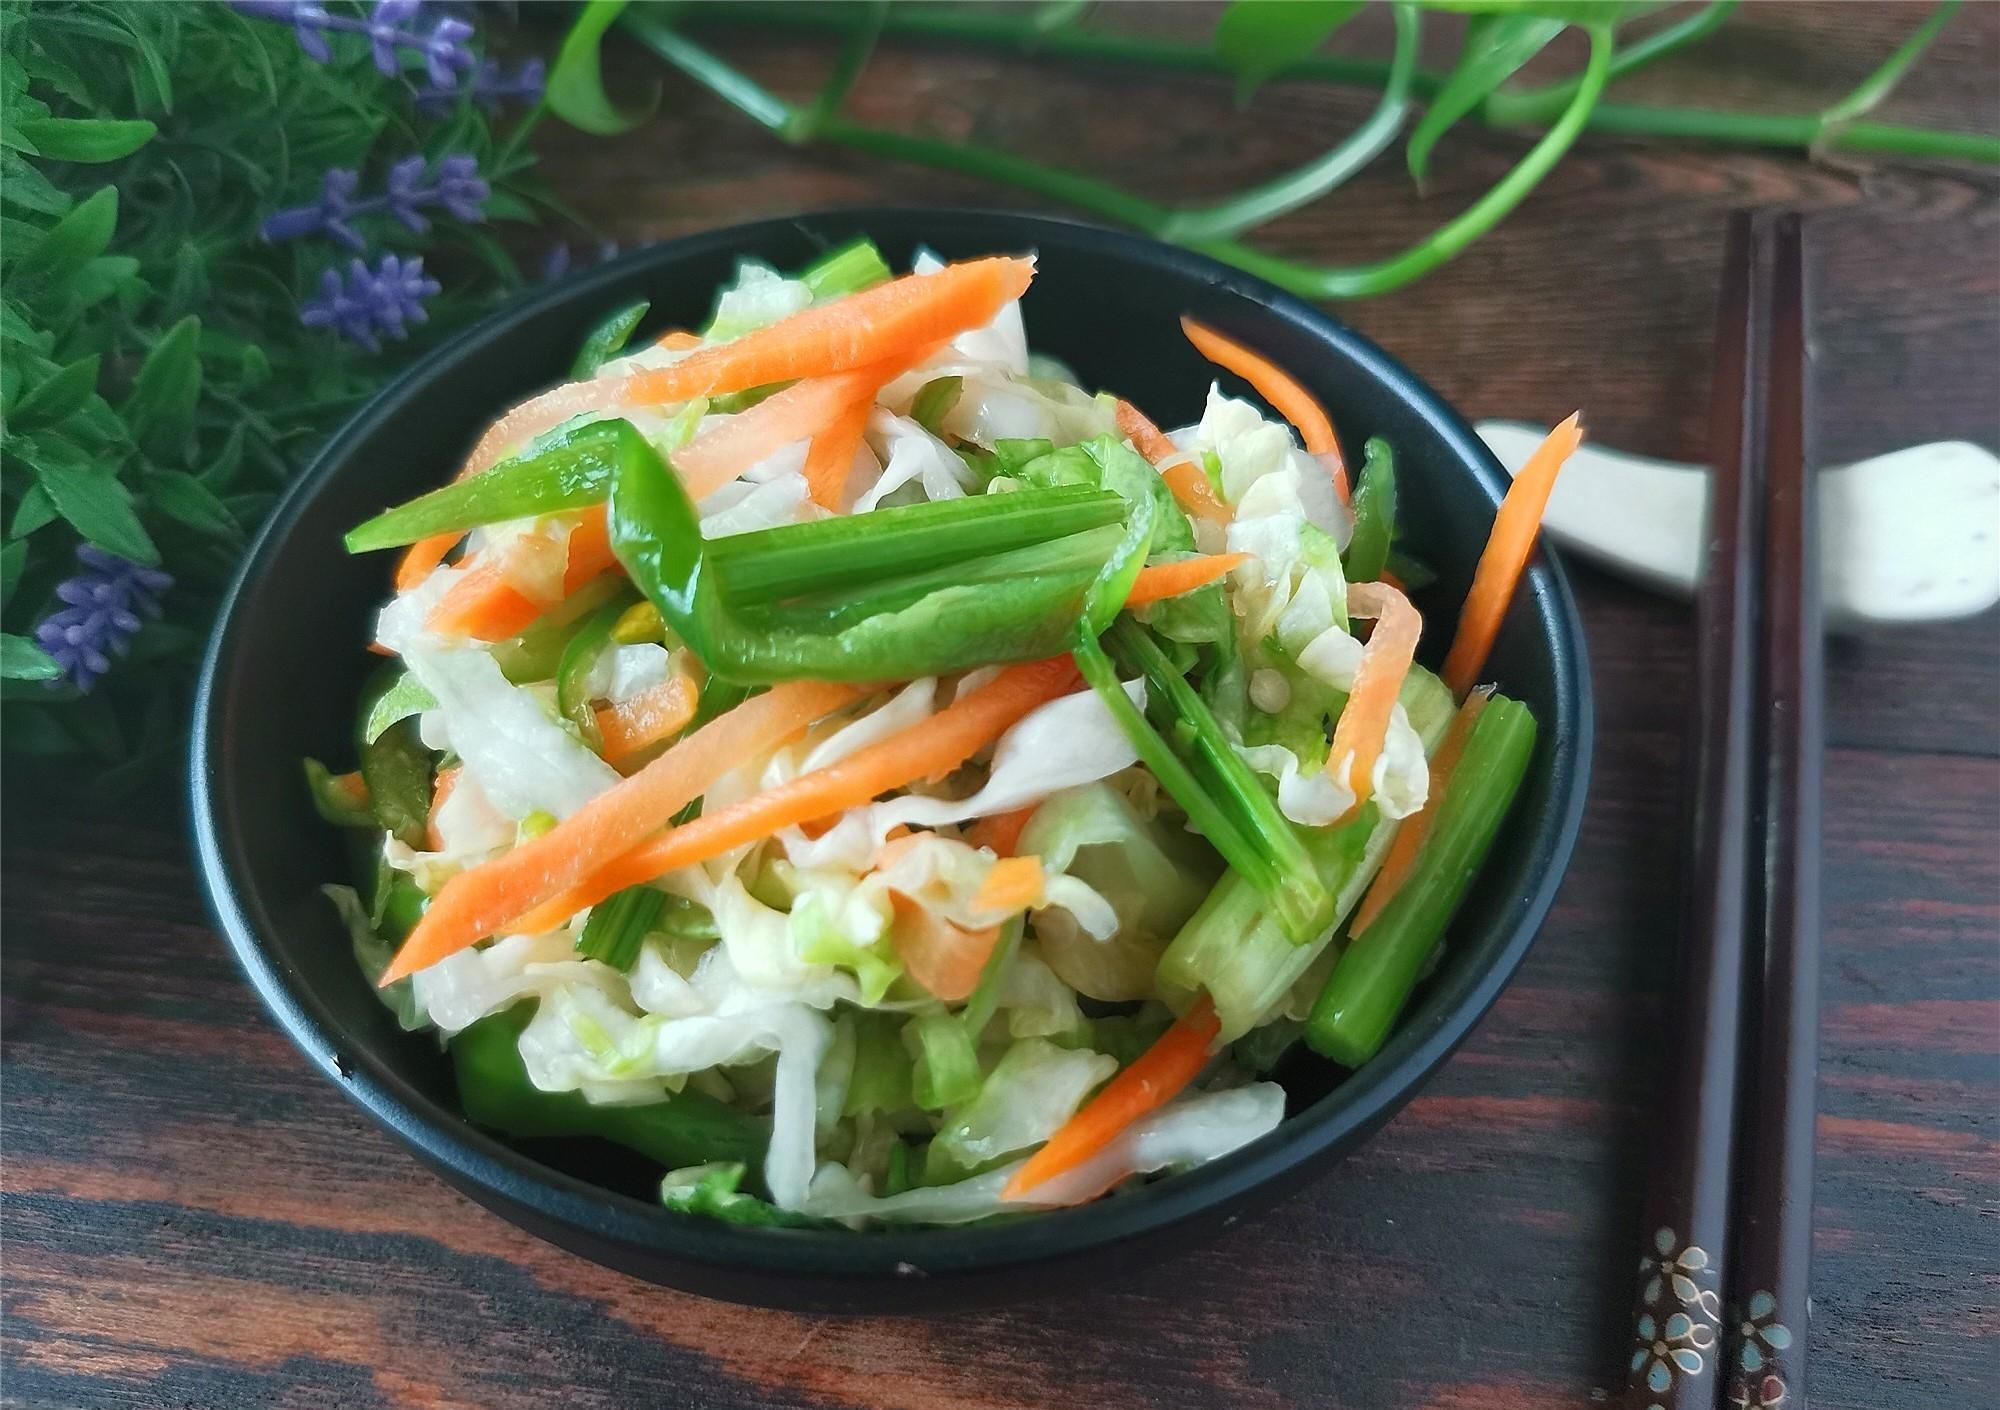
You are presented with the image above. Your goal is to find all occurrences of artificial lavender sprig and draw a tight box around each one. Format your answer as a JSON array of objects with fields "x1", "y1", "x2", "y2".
[
  {"x1": 233, "y1": 0, "x2": 475, "y2": 87},
  {"x1": 300, "y1": 253, "x2": 440, "y2": 351},
  {"x1": 33, "y1": 546, "x2": 172, "y2": 692},
  {"x1": 540, "y1": 239, "x2": 621, "y2": 283},
  {"x1": 261, "y1": 153, "x2": 487, "y2": 250},
  {"x1": 416, "y1": 57, "x2": 545, "y2": 114}
]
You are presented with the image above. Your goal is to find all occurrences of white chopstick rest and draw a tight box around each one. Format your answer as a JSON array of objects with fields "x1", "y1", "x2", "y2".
[{"x1": 1476, "y1": 421, "x2": 2000, "y2": 628}]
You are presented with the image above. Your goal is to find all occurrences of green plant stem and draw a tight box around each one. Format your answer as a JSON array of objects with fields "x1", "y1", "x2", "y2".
[
  {"x1": 788, "y1": 0, "x2": 887, "y2": 140},
  {"x1": 681, "y1": 0, "x2": 1998, "y2": 163},
  {"x1": 1818, "y1": 0, "x2": 1960, "y2": 129},
  {"x1": 1158, "y1": 2, "x2": 1422, "y2": 242},
  {"x1": 1188, "y1": 22, "x2": 1616, "y2": 299},
  {"x1": 1485, "y1": 0, "x2": 1739, "y2": 126}
]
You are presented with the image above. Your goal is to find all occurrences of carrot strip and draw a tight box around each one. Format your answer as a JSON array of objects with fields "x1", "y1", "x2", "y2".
[
  {"x1": 622, "y1": 258, "x2": 1034, "y2": 405},
  {"x1": 965, "y1": 804, "x2": 1039, "y2": 858},
  {"x1": 1002, "y1": 993, "x2": 1221, "y2": 1199},
  {"x1": 972, "y1": 855, "x2": 1045, "y2": 916},
  {"x1": 890, "y1": 895, "x2": 999, "y2": 1003},
  {"x1": 1114, "y1": 399, "x2": 1230, "y2": 524},
  {"x1": 1326, "y1": 581, "x2": 1422, "y2": 811},
  {"x1": 1347, "y1": 688, "x2": 1492, "y2": 937},
  {"x1": 424, "y1": 510, "x2": 618, "y2": 641},
  {"x1": 594, "y1": 675, "x2": 700, "y2": 765},
  {"x1": 379, "y1": 680, "x2": 862, "y2": 985},
  {"x1": 331, "y1": 770, "x2": 370, "y2": 808},
  {"x1": 425, "y1": 766, "x2": 461, "y2": 852},
  {"x1": 509, "y1": 656, "x2": 1082, "y2": 934},
  {"x1": 1440, "y1": 413, "x2": 1583, "y2": 697},
  {"x1": 804, "y1": 395, "x2": 874, "y2": 510},
  {"x1": 1124, "y1": 553, "x2": 1247, "y2": 608},
  {"x1": 655, "y1": 330, "x2": 702, "y2": 350},
  {"x1": 1180, "y1": 317, "x2": 1348, "y2": 502}
]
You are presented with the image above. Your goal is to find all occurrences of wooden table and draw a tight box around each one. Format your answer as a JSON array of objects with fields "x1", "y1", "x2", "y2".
[{"x1": 5, "y1": 5, "x2": 1996, "y2": 1407}]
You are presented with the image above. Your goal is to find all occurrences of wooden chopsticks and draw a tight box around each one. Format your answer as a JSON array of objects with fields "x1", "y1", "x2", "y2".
[{"x1": 1621, "y1": 213, "x2": 1823, "y2": 1410}]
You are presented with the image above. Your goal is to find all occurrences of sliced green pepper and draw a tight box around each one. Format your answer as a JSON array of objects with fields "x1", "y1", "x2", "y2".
[
  {"x1": 1343, "y1": 436, "x2": 1397, "y2": 584},
  {"x1": 569, "y1": 300, "x2": 651, "y2": 379},
  {"x1": 361, "y1": 718, "x2": 433, "y2": 850}
]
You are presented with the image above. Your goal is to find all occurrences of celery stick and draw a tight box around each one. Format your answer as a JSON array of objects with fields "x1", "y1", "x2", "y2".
[{"x1": 1307, "y1": 696, "x2": 1537, "y2": 1067}]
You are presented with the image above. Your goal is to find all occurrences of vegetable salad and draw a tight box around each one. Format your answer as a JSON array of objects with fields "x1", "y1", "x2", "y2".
[{"x1": 311, "y1": 241, "x2": 1578, "y2": 1227}]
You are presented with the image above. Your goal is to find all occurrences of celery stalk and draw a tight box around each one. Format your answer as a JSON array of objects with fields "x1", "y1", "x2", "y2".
[{"x1": 1307, "y1": 695, "x2": 1537, "y2": 1066}]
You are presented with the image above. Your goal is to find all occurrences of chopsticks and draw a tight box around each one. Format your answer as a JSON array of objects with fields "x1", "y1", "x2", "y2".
[{"x1": 1621, "y1": 212, "x2": 1823, "y2": 1410}]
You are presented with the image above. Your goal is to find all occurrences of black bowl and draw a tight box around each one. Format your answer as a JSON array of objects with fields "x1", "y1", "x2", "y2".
[{"x1": 192, "y1": 209, "x2": 1592, "y2": 1311}]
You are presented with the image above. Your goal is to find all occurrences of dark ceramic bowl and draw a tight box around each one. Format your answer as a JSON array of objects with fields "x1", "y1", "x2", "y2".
[{"x1": 192, "y1": 209, "x2": 1592, "y2": 1311}]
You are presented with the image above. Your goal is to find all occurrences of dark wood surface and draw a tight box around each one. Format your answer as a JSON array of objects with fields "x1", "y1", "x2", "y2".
[{"x1": 5, "y1": 5, "x2": 1996, "y2": 1407}]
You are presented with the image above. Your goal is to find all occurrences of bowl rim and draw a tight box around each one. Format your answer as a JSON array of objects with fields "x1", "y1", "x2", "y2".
[{"x1": 191, "y1": 207, "x2": 1593, "y2": 1284}]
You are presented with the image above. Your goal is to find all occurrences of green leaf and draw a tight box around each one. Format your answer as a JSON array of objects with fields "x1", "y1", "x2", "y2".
[
  {"x1": 33, "y1": 458, "x2": 159, "y2": 566},
  {"x1": 0, "y1": 633, "x2": 60, "y2": 682},
  {"x1": 549, "y1": 0, "x2": 661, "y2": 136},
  {"x1": 12, "y1": 186, "x2": 116, "y2": 290},
  {"x1": 145, "y1": 469, "x2": 239, "y2": 538},
  {"x1": 0, "y1": 150, "x2": 72, "y2": 216},
  {"x1": 9, "y1": 354, "x2": 100, "y2": 429},
  {"x1": 122, "y1": 315, "x2": 202, "y2": 458},
  {"x1": 1213, "y1": 0, "x2": 1364, "y2": 99},
  {"x1": 10, "y1": 484, "x2": 58, "y2": 539},
  {"x1": 0, "y1": 539, "x2": 25, "y2": 608},
  {"x1": 1407, "y1": 14, "x2": 1566, "y2": 183},
  {"x1": 12, "y1": 117, "x2": 157, "y2": 163}
]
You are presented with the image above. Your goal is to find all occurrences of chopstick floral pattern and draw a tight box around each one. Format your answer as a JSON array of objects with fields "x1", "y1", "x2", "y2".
[
  {"x1": 1723, "y1": 1288, "x2": 1794, "y2": 1408},
  {"x1": 1630, "y1": 1226, "x2": 1721, "y2": 1404}
]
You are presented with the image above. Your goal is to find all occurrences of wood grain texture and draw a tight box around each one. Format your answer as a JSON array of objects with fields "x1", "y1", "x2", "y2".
[{"x1": 4, "y1": 5, "x2": 1997, "y2": 1407}]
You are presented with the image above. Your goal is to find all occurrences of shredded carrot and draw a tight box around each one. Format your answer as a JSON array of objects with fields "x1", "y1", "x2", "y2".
[
  {"x1": 509, "y1": 656, "x2": 1082, "y2": 934},
  {"x1": 1441, "y1": 413, "x2": 1583, "y2": 697},
  {"x1": 594, "y1": 675, "x2": 700, "y2": 766},
  {"x1": 1326, "y1": 581, "x2": 1422, "y2": 812},
  {"x1": 424, "y1": 510, "x2": 618, "y2": 641},
  {"x1": 804, "y1": 394, "x2": 875, "y2": 510},
  {"x1": 971, "y1": 854, "x2": 1045, "y2": 916},
  {"x1": 379, "y1": 681, "x2": 862, "y2": 985},
  {"x1": 331, "y1": 770, "x2": 369, "y2": 806},
  {"x1": 1378, "y1": 568, "x2": 1407, "y2": 594},
  {"x1": 965, "y1": 804, "x2": 1039, "y2": 858},
  {"x1": 889, "y1": 894, "x2": 999, "y2": 1003},
  {"x1": 1002, "y1": 993, "x2": 1221, "y2": 1199},
  {"x1": 621, "y1": 258, "x2": 1034, "y2": 406},
  {"x1": 1348, "y1": 688, "x2": 1492, "y2": 937},
  {"x1": 1180, "y1": 317, "x2": 1348, "y2": 502},
  {"x1": 655, "y1": 330, "x2": 702, "y2": 350},
  {"x1": 1124, "y1": 553, "x2": 1248, "y2": 608},
  {"x1": 1114, "y1": 399, "x2": 1230, "y2": 524},
  {"x1": 426, "y1": 766, "x2": 460, "y2": 852}
]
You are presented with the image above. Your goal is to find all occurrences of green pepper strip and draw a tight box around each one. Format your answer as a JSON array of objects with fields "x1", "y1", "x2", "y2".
[
  {"x1": 575, "y1": 885, "x2": 667, "y2": 971},
  {"x1": 453, "y1": 1003, "x2": 768, "y2": 1172},
  {"x1": 360, "y1": 718, "x2": 433, "y2": 849},
  {"x1": 569, "y1": 299, "x2": 651, "y2": 379},
  {"x1": 1343, "y1": 437, "x2": 1397, "y2": 584},
  {"x1": 707, "y1": 483, "x2": 1124, "y2": 603},
  {"x1": 555, "y1": 598, "x2": 628, "y2": 748},
  {"x1": 345, "y1": 422, "x2": 625, "y2": 553},
  {"x1": 607, "y1": 425, "x2": 1128, "y2": 684}
]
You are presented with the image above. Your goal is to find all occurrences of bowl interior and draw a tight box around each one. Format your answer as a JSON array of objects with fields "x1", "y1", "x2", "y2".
[{"x1": 194, "y1": 210, "x2": 1589, "y2": 1300}]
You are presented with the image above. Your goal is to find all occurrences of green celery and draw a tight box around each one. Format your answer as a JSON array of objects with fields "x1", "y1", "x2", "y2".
[
  {"x1": 454, "y1": 1004, "x2": 768, "y2": 1172},
  {"x1": 1343, "y1": 437, "x2": 1397, "y2": 583},
  {"x1": 344, "y1": 421, "x2": 625, "y2": 553},
  {"x1": 706, "y1": 482, "x2": 1124, "y2": 603},
  {"x1": 910, "y1": 375, "x2": 963, "y2": 435},
  {"x1": 1307, "y1": 694, "x2": 1537, "y2": 1066},
  {"x1": 575, "y1": 884, "x2": 667, "y2": 971},
  {"x1": 569, "y1": 300, "x2": 651, "y2": 379}
]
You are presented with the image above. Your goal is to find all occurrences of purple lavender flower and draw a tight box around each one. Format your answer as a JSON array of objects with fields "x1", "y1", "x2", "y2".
[
  {"x1": 301, "y1": 253, "x2": 440, "y2": 351},
  {"x1": 234, "y1": 1, "x2": 475, "y2": 86},
  {"x1": 262, "y1": 153, "x2": 487, "y2": 250},
  {"x1": 415, "y1": 57, "x2": 544, "y2": 114},
  {"x1": 33, "y1": 545, "x2": 172, "y2": 692},
  {"x1": 540, "y1": 239, "x2": 622, "y2": 283}
]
